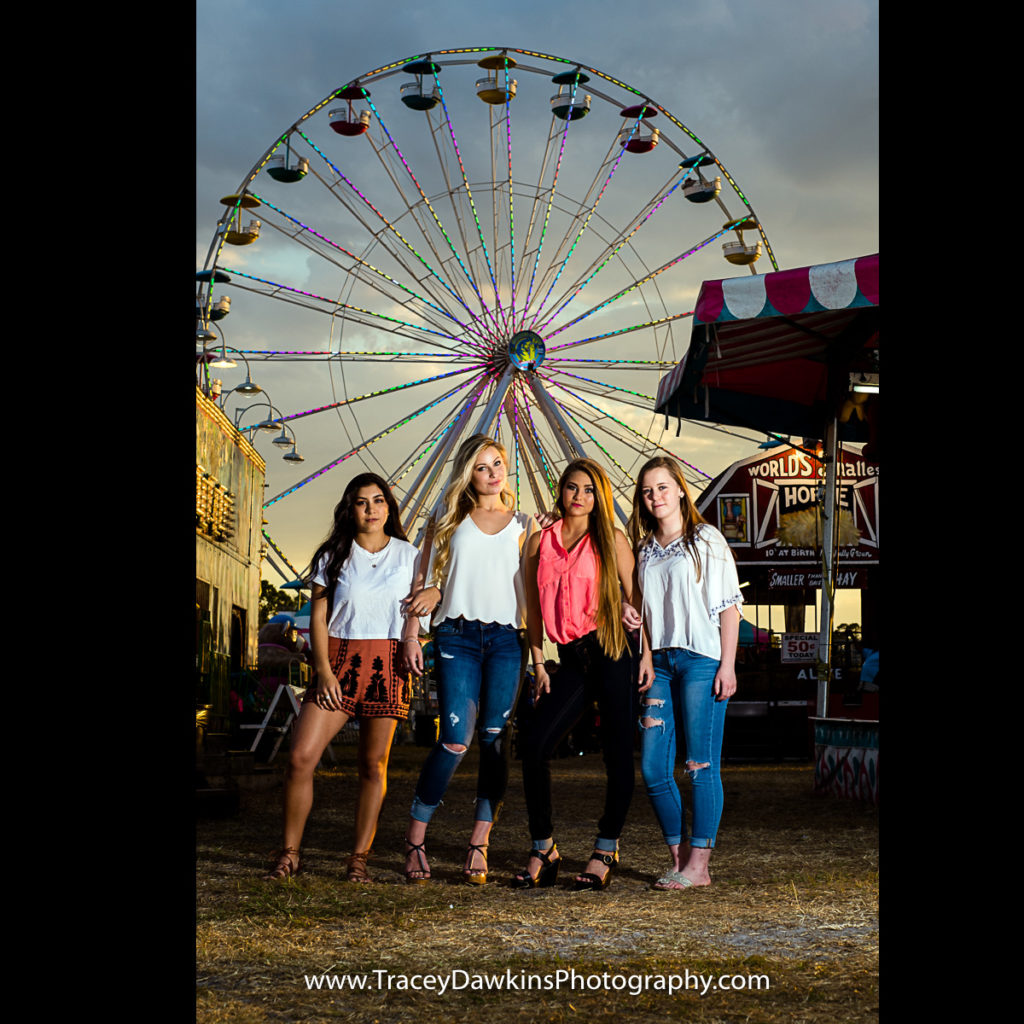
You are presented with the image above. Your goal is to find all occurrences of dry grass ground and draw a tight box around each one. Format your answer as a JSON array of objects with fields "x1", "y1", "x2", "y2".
[{"x1": 197, "y1": 745, "x2": 878, "y2": 1023}]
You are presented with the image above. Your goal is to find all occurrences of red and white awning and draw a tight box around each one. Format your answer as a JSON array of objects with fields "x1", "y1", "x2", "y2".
[{"x1": 655, "y1": 254, "x2": 878, "y2": 441}]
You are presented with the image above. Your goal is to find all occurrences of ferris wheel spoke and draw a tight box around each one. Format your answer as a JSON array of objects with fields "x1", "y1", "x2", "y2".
[
  {"x1": 499, "y1": 392, "x2": 520, "y2": 509},
  {"x1": 526, "y1": 380, "x2": 631, "y2": 523},
  {"x1": 513, "y1": 379, "x2": 559, "y2": 491},
  {"x1": 236, "y1": 349, "x2": 484, "y2": 364},
  {"x1": 220, "y1": 270, "x2": 470, "y2": 351},
  {"x1": 303, "y1": 160, "x2": 471, "y2": 325},
  {"x1": 403, "y1": 366, "x2": 513, "y2": 533},
  {"x1": 552, "y1": 397, "x2": 678, "y2": 491},
  {"x1": 262, "y1": 364, "x2": 488, "y2": 426},
  {"x1": 362, "y1": 94, "x2": 499, "y2": 332},
  {"x1": 515, "y1": 117, "x2": 559, "y2": 306},
  {"x1": 537, "y1": 386, "x2": 638, "y2": 501},
  {"x1": 431, "y1": 72, "x2": 506, "y2": 336},
  {"x1": 393, "y1": 423, "x2": 451, "y2": 486},
  {"x1": 399, "y1": 373, "x2": 496, "y2": 531},
  {"x1": 520, "y1": 134, "x2": 619, "y2": 321},
  {"x1": 524, "y1": 115, "x2": 644, "y2": 330},
  {"x1": 523, "y1": 375, "x2": 586, "y2": 462},
  {"x1": 265, "y1": 374, "x2": 486, "y2": 509},
  {"x1": 546, "y1": 312, "x2": 694, "y2": 354},
  {"x1": 532, "y1": 168, "x2": 690, "y2": 333},
  {"x1": 549, "y1": 358, "x2": 676, "y2": 371},
  {"x1": 501, "y1": 59, "x2": 517, "y2": 333},
  {"x1": 539, "y1": 374, "x2": 714, "y2": 481},
  {"x1": 362, "y1": 130, "x2": 457, "y2": 288},
  {"x1": 517, "y1": 76, "x2": 583, "y2": 332},
  {"x1": 423, "y1": 105, "x2": 491, "y2": 320},
  {"x1": 246, "y1": 190, "x2": 466, "y2": 336},
  {"x1": 542, "y1": 226, "x2": 728, "y2": 343},
  {"x1": 509, "y1": 394, "x2": 555, "y2": 511},
  {"x1": 355, "y1": 371, "x2": 491, "y2": 490},
  {"x1": 295, "y1": 129, "x2": 488, "y2": 327},
  {"x1": 540, "y1": 366, "x2": 655, "y2": 406},
  {"x1": 553, "y1": 382, "x2": 657, "y2": 414}
]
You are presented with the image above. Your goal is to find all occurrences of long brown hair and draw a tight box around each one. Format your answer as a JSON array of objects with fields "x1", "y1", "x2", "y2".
[
  {"x1": 555, "y1": 459, "x2": 626, "y2": 660},
  {"x1": 428, "y1": 433, "x2": 516, "y2": 588},
  {"x1": 628, "y1": 456, "x2": 708, "y2": 581},
  {"x1": 305, "y1": 473, "x2": 408, "y2": 617}
]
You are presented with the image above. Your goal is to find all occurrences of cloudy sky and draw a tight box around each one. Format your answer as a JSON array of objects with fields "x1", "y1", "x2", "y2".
[{"x1": 196, "y1": 0, "x2": 878, "y2": 623}]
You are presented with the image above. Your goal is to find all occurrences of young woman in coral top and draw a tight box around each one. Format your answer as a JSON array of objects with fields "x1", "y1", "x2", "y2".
[{"x1": 513, "y1": 458, "x2": 639, "y2": 891}]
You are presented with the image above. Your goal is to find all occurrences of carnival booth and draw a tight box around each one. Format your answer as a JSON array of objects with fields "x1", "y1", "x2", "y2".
[{"x1": 655, "y1": 254, "x2": 879, "y2": 802}]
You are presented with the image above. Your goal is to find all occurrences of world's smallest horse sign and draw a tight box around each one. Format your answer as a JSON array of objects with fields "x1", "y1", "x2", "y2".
[{"x1": 696, "y1": 442, "x2": 879, "y2": 590}]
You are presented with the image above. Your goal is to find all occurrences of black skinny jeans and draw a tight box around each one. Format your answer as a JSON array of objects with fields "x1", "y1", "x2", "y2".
[{"x1": 518, "y1": 630, "x2": 637, "y2": 842}]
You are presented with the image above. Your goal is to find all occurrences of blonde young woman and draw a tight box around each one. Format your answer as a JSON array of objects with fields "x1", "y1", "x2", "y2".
[
  {"x1": 264, "y1": 474, "x2": 420, "y2": 883},
  {"x1": 401, "y1": 434, "x2": 537, "y2": 884},
  {"x1": 514, "y1": 458, "x2": 639, "y2": 891},
  {"x1": 630, "y1": 457, "x2": 742, "y2": 891}
]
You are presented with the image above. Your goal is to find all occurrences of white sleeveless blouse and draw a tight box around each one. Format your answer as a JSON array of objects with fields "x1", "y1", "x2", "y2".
[{"x1": 427, "y1": 511, "x2": 533, "y2": 629}]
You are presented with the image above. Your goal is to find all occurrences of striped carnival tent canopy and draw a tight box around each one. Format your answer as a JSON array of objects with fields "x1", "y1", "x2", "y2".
[{"x1": 655, "y1": 254, "x2": 878, "y2": 443}]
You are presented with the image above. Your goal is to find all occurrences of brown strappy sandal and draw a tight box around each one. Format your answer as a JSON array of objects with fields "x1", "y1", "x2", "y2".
[
  {"x1": 345, "y1": 850, "x2": 373, "y2": 883},
  {"x1": 263, "y1": 846, "x2": 302, "y2": 881}
]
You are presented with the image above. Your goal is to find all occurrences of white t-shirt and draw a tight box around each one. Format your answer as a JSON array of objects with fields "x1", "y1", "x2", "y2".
[
  {"x1": 311, "y1": 537, "x2": 420, "y2": 640},
  {"x1": 427, "y1": 511, "x2": 534, "y2": 629},
  {"x1": 638, "y1": 523, "x2": 743, "y2": 660}
]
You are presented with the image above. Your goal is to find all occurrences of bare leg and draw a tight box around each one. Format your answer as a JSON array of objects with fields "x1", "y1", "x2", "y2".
[
  {"x1": 464, "y1": 819, "x2": 492, "y2": 878},
  {"x1": 516, "y1": 839, "x2": 561, "y2": 884},
  {"x1": 404, "y1": 738, "x2": 469, "y2": 880},
  {"x1": 667, "y1": 842, "x2": 684, "y2": 874},
  {"x1": 679, "y1": 845, "x2": 713, "y2": 886},
  {"x1": 654, "y1": 842, "x2": 711, "y2": 890},
  {"x1": 576, "y1": 850, "x2": 619, "y2": 885},
  {"x1": 404, "y1": 816, "x2": 430, "y2": 880},
  {"x1": 352, "y1": 718, "x2": 398, "y2": 855},
  {"x1": 271, "y1": 701, "x2": 349, "y2": 875}
]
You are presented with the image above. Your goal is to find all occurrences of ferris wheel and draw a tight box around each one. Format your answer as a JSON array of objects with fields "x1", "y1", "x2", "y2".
[{"x1": 196, "y1": 46, "x2": 777, "y2": 548}]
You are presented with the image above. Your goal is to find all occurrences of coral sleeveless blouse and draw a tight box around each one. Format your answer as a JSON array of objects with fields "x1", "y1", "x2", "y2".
[{"x1": 537, "y1": 521, "x2": 600, "y2": 644}]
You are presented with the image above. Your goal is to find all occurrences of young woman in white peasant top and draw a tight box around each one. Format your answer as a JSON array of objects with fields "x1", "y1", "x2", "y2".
[{"x1": 631, "y1": 457, "x2": 743, "y2": 891}]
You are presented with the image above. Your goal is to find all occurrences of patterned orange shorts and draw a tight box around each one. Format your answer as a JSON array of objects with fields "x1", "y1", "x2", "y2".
[{"x1": 303, "y1": 637, "x2": 411, "y2": 719}]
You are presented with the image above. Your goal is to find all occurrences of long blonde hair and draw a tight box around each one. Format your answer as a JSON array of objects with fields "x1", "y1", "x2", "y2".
[
  {"x1": 628, "y1": 456, "x2": 707, "y2": 581},
  {"x1": 555, "y1": 459, "x2": 627, "y2": 660},
  {"x1": 429, "y1": 433, "x2": 516, "y2": 588}
]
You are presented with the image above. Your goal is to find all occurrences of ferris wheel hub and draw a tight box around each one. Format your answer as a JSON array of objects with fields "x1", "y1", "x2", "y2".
[{"x1": 507, "y1": 330, "x2": 546, "y2": 371}]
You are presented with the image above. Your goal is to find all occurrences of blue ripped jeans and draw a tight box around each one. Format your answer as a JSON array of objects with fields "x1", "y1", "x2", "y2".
[
  {"x1": 410, "y1": 618, "x2": 526, "y2": 824},
  {"x1": 640, "y1": 648, "x2": 727, "y2": 849}
]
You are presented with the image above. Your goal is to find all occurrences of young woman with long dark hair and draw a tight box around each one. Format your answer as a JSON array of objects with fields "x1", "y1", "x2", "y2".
[
  {"x1": 630, "y1": 457, "x2": 742, "y2": 891},
  {"x1": 263, "y1": 473, "x2": 421, "y2": 883},
  {"x1": 401, "y1": 434, "x2": 536, "y2": 885},
  {"x1": 513, "y1": 458, "x2": 640, "y2": 891}
]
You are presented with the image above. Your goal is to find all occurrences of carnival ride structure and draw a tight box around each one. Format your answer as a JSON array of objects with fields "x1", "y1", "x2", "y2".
[{"x1": 196, "y1": 46, "x2": 778, "y2": 571}]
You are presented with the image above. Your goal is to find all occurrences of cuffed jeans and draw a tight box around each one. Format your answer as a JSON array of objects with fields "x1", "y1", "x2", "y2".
[
  {"x1": 518, "y1": 630, "x2": 637, "y2": 843},
  {"x1": 410, "y1": 618, "x2": 526, "y2": 824},
  {"x1": 640, "y1": 648, "x2": 727, "y2": 849}
]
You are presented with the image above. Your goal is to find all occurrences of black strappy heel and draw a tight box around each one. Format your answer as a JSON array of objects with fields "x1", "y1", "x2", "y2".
[
  {"x1": 404, "y1": 839, "x2": 431, "y2": 885},
  {"x1": 572, "y1": 850, "x2": 618, "y2": 891},
  {"x1": 511, "y1": 843, "x2": 560, "y2": 889}
]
